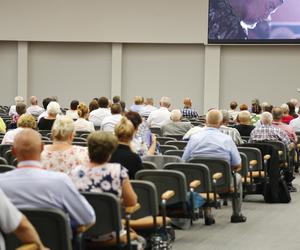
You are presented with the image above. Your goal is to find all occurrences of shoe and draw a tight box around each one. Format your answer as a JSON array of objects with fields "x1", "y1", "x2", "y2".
[
  {"x1": 205, "y1": 217, "x2": 215, "y2": 225},
  {"x1": 231, "y1": 214, "x2": 247, "y2": 223},
  {"x1": 288, "y1": 186, "x2": 297, "y2": 192}
]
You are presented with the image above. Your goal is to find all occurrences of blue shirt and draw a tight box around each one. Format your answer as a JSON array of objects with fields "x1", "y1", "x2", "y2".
[
  {"x1": 0, "y1": 161, "x2": 95, "y2": 228},
  {"x1": 182, "y1": 127, "x2": 241, "y2": 166}
]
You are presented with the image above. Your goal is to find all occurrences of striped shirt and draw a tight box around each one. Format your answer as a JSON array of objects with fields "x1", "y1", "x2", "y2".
[
  {"x1": 219, "y1": 125, "x2": 243, "y2": 145},
  {"x1": 181, "y1": 108, "x2": 198, "y2": 119}
]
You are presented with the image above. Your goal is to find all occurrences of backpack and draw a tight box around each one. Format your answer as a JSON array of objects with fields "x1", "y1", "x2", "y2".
[{"x1": 264, "y1": 177, "x2": 291, "y2": 203}]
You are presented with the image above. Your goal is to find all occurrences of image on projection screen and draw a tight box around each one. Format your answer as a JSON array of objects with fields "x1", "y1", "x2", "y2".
[{"x1": 208, "y1": 0, "x2": 300, "y2": 43}]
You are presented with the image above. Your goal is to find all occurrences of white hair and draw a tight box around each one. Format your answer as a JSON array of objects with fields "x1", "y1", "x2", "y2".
[
  {"x1": 15, "y1": 96, "x2": 24, "y2": 105},
  {"x1": 261, "y1": 112, "x2": 273, "y2": 125},
  {"x1": 47, "y1": 101, "x2": 61, "y2": 116},
  {"x1": 51, "y1": 116, "x2": 74, "y2": 141},
  {"x1": 160, "y1": 96, "x2": 171, "y2": 107},
  {"x1": 280, "y1": 103, "x2": 289, "y2": 114},
  {"x1": 170, "y1": 109, "x2": 182, "y2": 122}
]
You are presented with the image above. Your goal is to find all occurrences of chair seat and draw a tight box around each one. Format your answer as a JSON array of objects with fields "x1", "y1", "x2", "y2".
[
  {"x1": 199, "y1": 192, "x2": 220, "y2": 200},
  {"x1": 247, "y1": 171, "x2": 265, "y2": 178},
  {"x1": 126, "y1": 216, "x2": 172, "y2": 230}
]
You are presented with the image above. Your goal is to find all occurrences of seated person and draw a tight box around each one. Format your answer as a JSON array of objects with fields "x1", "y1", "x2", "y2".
[
  {"x1": 147, "y1": 96, "x2": 171, "y2": 128},
  {"x1": 234, "y1": 111, "x2": 255, "y2": 136},
  {"x1": 220, "y1": 110, "x2": 243, "y2": 145},
  {"x1": 130, "y1": 96, "x2": 144, "y2": 113},
  {"x1": 66, "y1": 100, "x2": 79, "y2": 120},
  {"x1": 38, "y1": 101, "x2": 61, "y2": 130},
  {"x1": 228, "y1": 101, "x2": 239, "y2": 121},
  {"x1": 74, "y1": 102, "x2": 95, "y2": 132},
  {"x1": 41, "y1": 116, "x2": 89, "y2": 174},
  {"x1": 9, "y1": 96, "x2": 24, "y2": 117},
  {"x1": 27, "y1": 96, "x2": 45, "y2": 118},
  {"x1": 281, "y1": 103, "x2": 294, "y2": 124},
  {"x1": 181, "y1": 98, "x2": 198, "y2": 119},
  {"x1": 9, "y1": 103, "x2": 27, "y2": 130},
  {"x1": 101, "y1": 103, "x2": 123, "y2": 132},
  {"x1": 0, "y1": 129, "x2": 95, "y2": 231},
  {"x1": 0, "y1": 188, "x2": 48, "y2": 250},
  {"x1": 110, "y1": 117, "x2": 143, "y2": 179}
]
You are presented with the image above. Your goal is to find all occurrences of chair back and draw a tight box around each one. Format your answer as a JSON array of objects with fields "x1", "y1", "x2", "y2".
[
  {"x1": 75, "y1": 131, "x2": 91, "y2": 137},
  {"x1": 0, "y1": 144, "x2": 12, "y2": 157},
  {"x1": 38, "y1": 130, "x2": 51, "y2": 137},
  {"x1": 150, "y1": 127, "x2": 162, "y2": 136},
  {"x1": 164, "y1": 150, "x2": 185, "y2": 157},
  {"x1": 5, "y1": 208, "x2": 72, "y2": 250},
  {"x1": 4, "y1": 150, "x2": 17, "y2": 166},
  {"x1": 0, "y1": 164, "x2": 15, "y2": 173},
  {"x1": 135, "y1": 169, "x2": 187, "y2": 205},
  {"x1": 164, "y1": 162, "x2": 211, "y2": 193},
  {"x1": 142, "y1": 155, "x2": 183, "y2": 169},
  {"x1": 156, "y1": 136, "x2": 176, "y2": 145},
  {"x1": 81, "y1": 192, "x2": 122, "y2": 243},
  {"x1": 0, "y1": 156, "x2": 8, "y2": 165},
  {"x1": 238, "y1": 147, "x2": 263, "y2": 171},
  {"x1": 239, "y1": 152, "x2": 249, "y2": 177},
  {"x1": 142, "y1": 161, "x2": 157, "y2": 169},
  {"x1": 188, "y1": 157, "x2": 232, "y2": 193},
  {"x1": 165, "y1": 141, "x2": 188, "y2": 150},
  {"x1": 73, "y1": 137, "x2": 87, "y2": 143},
  {"x1": 263, "y1": 141, "x2": 287, "y2": 161},
  {"x1": 163, "y1": 134, "x2": 183, "y2": 140},
  {"x1": 160, "y1": 145, "x2": 178, "y2": 154}
]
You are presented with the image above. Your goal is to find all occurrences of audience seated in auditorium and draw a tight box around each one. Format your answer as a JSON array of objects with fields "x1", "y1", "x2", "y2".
[
  {"x1": 272, "y1": 107, "x2": 297, "y2": 143},
  {"x1": 101, "y1": 103, "x2": 123, "y2": 132},
  {"x1": 88, "y1": 99, "x2": 99, "y2": 113},
  {"x1": 234, "y1": 111, "x2": 255, "y2": 136},
  {"x1": 139, "y1": 97, "x2": 157, "y2": 117},
  {"x1": 281, "y1": 103, "x2": 294, "y2": 124},
  {"x1": 110, "y1": 117, "x2": 143, "y2": 179},
  {"x1": 66, "y1": 100, "x2": 79, "y2": 120},
  {"x1": 287, "y1": 101, "x2": 298, "y2": 119},
  {"x1": 126, "y1": 111, "x2": 157, "y2": 156},
  {"x1": 147, "y1": 96, "x2": 171, "y2": 128},
  {"x1": 228, "y1": 101, "x2": 239, "y2": 121},
  {"x1": 130, "y1": 96, "x2": 144, "y2": 113},
  {"x1": 41, "y1": 116, "x2": 89, "y2": 174},
  {"x1": 0, "y1": 188, "x2": 48, "y2": 250},
  {"x1": 181, "y1": 97, "x2": 198, "y2": 119},
  {"x1": 2, "y1": 114, "x2": 37, "y2": 145},
  {"x1": 9, "y1": 96, "x2": 24, "y2": 117},
  {"x1": 0, "y1": 129, "x2": 95, "y2": 231},
  {"x1": 26, "y1": 96, "x2": 45, "y2": 117},
  {"x1": 37, "y1": 97, "x2": 56, "y2": 122},
  {"x1": 161, "y1": 109, "x2": 193, "y2": 136},
  {"x1": 9, "y1": 103, "x2": 27, "y2": 130},
  {"x1": 220, "y1": 110, "x2": 243, "y2": 145},
  {"x1": 89, "y1": 96, "x2": 111, "y2": 127},
  {"x1": 182, "y1": 109, "x2": 246, "y2": 223},
  {"x1": 74, "y1": 102, "x2": 95, "y2": 132},
  {"x1": 38, "y1": 101, "x2": 61, "y2": 130}
]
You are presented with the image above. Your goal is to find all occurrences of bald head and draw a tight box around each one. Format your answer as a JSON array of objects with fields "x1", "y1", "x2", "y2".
[
  {"x1": 206, "y1": 109, "x2": 223, "y2": 128},
  {"x1": 13, "y1": 129, "x2": 43, "y2": 162}
]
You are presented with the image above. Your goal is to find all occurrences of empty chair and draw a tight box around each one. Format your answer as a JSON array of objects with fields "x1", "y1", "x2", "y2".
[
  {"x1": 0, "y1": 144, "x2": 12, "y2": 158},
  {"x1": 142, "y1": 161, "x2": 157, "y2": 169},
  {"x1": 164, "y1": 150, "x2": 185, "y2": 158},
  {"x1": 4, "y1": 150, "x2": 17, "y2": 166},
  {"x1": 0, "y1": 164, "x2": 15, "y2": 173},
  {"x1": 142, "y1": 155, "x2": 183, "y2": 169},
  {"x1": 0, "y1": 156, "x2": 8, "y2": 165},
  {"x1": 5, "y1": 208, "x2": 73, "y2": 250},
  {"x1": 156, "y1": 136, "x2": 176, "y2": 145},
  {"x1": 160, "y1": 145, "x2": 178, "y2": 154},
  {"x1": 165, "y1": 141, "x2": 188, "y2": 150}
]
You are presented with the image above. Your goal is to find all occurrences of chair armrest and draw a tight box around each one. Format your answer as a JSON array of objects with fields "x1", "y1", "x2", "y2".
[
  {"x1": 77, "y1": 223, "x2": 94, "y2": 234},
  {"x1": 288, "y1": 143, "x2": 295, "y2": 151},
  {"x1": 189, "y1": 180, "x2": 201, "y2": 189},
  {"x1": 212, "y1": 172, "x2": 223, "y2": 180},
  {"x1": 263, "y1": 154, "x2": 271, "y2": 161},
  {"x1": 16, "y1": 244, "x2": 38, "y2": 250},
  {"x1": 161, "y1": 190, "x2": 175, "y2": 201},
  {"x1": 278, "y1": 151, "x2": 283, "y2": 156},
  {"x1": 125, "y1": 203, "x2": 141, "y2": 214},
  {"x1": 249, "y1": 160, "x2": 257, "y2": 166}
]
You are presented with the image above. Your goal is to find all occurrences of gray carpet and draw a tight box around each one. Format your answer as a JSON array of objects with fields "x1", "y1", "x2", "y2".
[{"x1": 172, "y1": 175, "x2": 300, "y2": 250}]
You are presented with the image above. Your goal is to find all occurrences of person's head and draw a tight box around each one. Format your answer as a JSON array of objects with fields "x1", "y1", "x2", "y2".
[
  {"x1": 206, "y1": 109, "x2": 223, "y2": 128},
  {"x1": 280, "y1": 103, "x2": 289, "y2": 115},
  {"x1": 114, "y1": 117, "x2": 135, "y2": 143},
  {"x1": 29, "y1": 96, "x2": 38, "y2": 105},
  {"x1": 70, "y1": 100, "x2": 79, "y2": 111},
  {"x1": 134, "y1": 96, "x2": 144, "y2": 105},
  {"x1": 77, "y1": 102, "x2": 89, "y2": 118},
  {"x1": 125, "y1": 111, "x2": 142, "y2": 130},
  {"x1": 87, "y1": 131, "x2": 118, "y2": 164},
  {"x1": 12, "y1": 128, "x2": 43, "y2": 162},
  {"x1": 17, "y1": 114, "x2": 37, "y2": 129},
  {"x1": 264, "y1": 104, "x2": 273, "y2": 113},
  {"x1": 111, "y1": 103, "x2": 122, "y2": 115},
  {"x1": 272, "y1": 107, "x2": 283, "y2": 121},
  {"x1": 51, "y1": 116, "x2": 75, "y2": 142},
  {"x1": 112, "y1": 96, "x2": 121, "y2": 104},
  {"x1": 160, "y1": 96, "x2": 171, "y2": 108},
  {"x1": 42, "y1": 97, "x2": 54, "y2": 110},
  {"x1": 14, "y1": 96, "x2": 24, "y2": 105},
  {"x1": 286, "y1": 102, "x2": 296, "y2": 115},
  {"x1": 290, "y1": 98, "x2": 298, "y2": 107},
  {"x1": 145, "y1": 98, "x2": 154, "y2": 106},
  {"x1": 261, "y1": 112, "x2": 273, "y2": 125},
  {"x1": 239, "y1": 104, "x2": 248, "y2": 111},
  {"x1": 98, "y1": 96, "x2": 109, "y2": 108},
  {"x1": 170, "y1": 109, "x2": 182, "y2": 122},
  {"x1": 89, "y1": 99, "x2": 99, "y2": 112},
  {"x1": 220, "y1": 110, "x2": 230, "y2": 125},
  {"x1": 16, "y1": 103, "x2": 27, "y2": 116},
  {"x1": 120, "y1": 101, "x2": 126, "y2": 114},
  {"x1": 47, "y1": 101, "x2": 61, "y2": 117},
  {"x1": 230, "y1": 101, "x2": 238, "y2": 110},
  {"x1": 251, "y1": 103, "x2": 262, "y2": 114},
  {"x1": 237, "y1": 111, "x2": 251, "y2": 125},
  {"x1": 183, "y1": 98, "x2": 192, "y2": 108}
]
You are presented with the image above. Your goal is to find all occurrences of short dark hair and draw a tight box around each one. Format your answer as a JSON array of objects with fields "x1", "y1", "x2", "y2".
[
  {"x1": 70, "y1": 100, "x2": 79, "y2": 111},
  {"x1": 42, "y1": 97, "x2": 54, "y2": 109},
  {"x1": 111, "y1": 103, "x2": 122, "y2": 114},
  {"x1": 125, "y1": 111, "x2": 142, "y2": 129},
  {"x1": 16, "y1": 103, "x2": 27, "y2": 116},
  {"x1": 230, "y1": 101, "x2": 238, "y2": 110},
  {"x1": 87, "y1": 131, "x2": 118, "y2": 164},
  {"x1": 89, "y1": 100, "x2": 99, "y2": 112},
  {"x1": 98, "y1": 97, "x2": 109, "y2": 108},
  {"x1": 112, "y1": 96, "x2": 121, "y2": 104},
  {"x1": 287, "y1": 102, "x2": 296, "y2": 115}
]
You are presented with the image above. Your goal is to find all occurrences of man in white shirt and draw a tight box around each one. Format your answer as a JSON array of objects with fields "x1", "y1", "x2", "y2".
[
  {"x1": 89, "y1": 96, "x2": 111, "y2": 127},
  {"x1": 101, "y1": 103, "x2": 123, "y2": 132},
  {"x1": 27, "y1": 96, "x2": 45, "y2": 117},
  {"x1": 147, "y1": 96, "x2": 171, "y2": 128},
  {"x1": 139, "y1": 97, "x2": 157, "y2": 117}
]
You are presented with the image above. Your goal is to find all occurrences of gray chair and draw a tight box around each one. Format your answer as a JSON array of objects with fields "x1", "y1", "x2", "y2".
[
  {"x1": 0, "y1": 144, "x2": 12, "y2": 158},
  {"x1": 160, "y1": 145, "x2": 178, "y2": 154},
  {"x1": 5, "y1": 208, "x2": 73, "y2": 250},
  {"x1": 73, "y1": 137, "x2": 87, "y2": 143},
  {"x1": 75, "y1": 131, "x2": 91, "y2": 138},
  {"x1": 142, "y1": 161, "x2": 157, "y2": 169},
  {"x1": 142, "y1": 155, "x2": 183, "y2": 169},
  {"x1": 150, "y1": 127, "x2": 162, "y2": 136},
  {"x1": 156, "y1": 136, "x2": 176, "y2": 145},
  {"x1": 0, "y1": 164, "x2": 15, "y2": 173},
  {"x1": 165, "y1": 141, "x2": 188, "y2": 150},
  {"x1": 4, "y1": 149, "x2": 17, "y2": 166},
  {"x1": 0, "y1": 156, "x2": 8, "y2": 165},
  {"x1": 163, "y1": 134, "x2": 183, "y2": 140},
  {"x1": 164, "y1": 150, "x2": 185, "y2": 158},
  {"x1": 38, "y1": 130, "x2": 52, "y2": 137}
]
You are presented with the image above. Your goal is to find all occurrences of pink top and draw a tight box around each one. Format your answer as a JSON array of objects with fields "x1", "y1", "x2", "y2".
[{"x1": 272, "y1": 122, "x2": 297, "y2": 143}]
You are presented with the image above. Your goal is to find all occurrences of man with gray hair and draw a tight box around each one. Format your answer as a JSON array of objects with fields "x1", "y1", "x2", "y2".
[
  {"x1": 182, "y1": 109, "x2": 246, "y2": 224},
  {"x1": 161, "y1": 109, "x2": 193, "y2": 136},
  {"x1": 147, "y1": 96, "x2": 171, "y2": 128}
]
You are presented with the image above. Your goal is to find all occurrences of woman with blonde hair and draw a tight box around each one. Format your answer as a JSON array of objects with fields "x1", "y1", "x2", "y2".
[
  {"x1": 110, "y1": 117, "x2": 143, "y2": 179},
  {"x1": 74, "y1": 102, "x2": 95, "y2": 132},
  {"x1": 41, "y1": 116, "x2": 89, "y2": 173}
]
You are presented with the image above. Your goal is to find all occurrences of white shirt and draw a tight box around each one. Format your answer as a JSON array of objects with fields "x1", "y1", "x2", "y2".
[
  {"x1": 74, "y1": 118, "x2": 95, "y2": 132},
  {"x1": 147, "y1": 107, "x2": 171, "y2": 128},
  {"x1": 101, "y1": 114, "x2": 122, "y2": 132},
  {"x1": 27, "y1": 105, "x2": 45, "y2": 117},
  {"x1": 1, "y1": 127, "x2": 24, "y2": 145},
  {"x1": 89, "y1": 108, "x2": 111, "y2": 126},
  {"x1": 289, "y1": 117, "x2": 300, "y2": 132},
  {"x1": 8, "y1": 105, "x2": 17, "y2": 117},
  {"x1": 139, "y1": 105, "x2": 157, "y2": 117},
  {"x1": 37, "y1": 111, "x2": 47, "y2": 122},
  {"x1": 66, "y1": 110, "x2": 79, "y2": 120}
]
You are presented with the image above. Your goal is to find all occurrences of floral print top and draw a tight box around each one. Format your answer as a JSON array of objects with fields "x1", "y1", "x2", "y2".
[{"x1": 69, "y1": 163, "x2": 128, "y2": 198}]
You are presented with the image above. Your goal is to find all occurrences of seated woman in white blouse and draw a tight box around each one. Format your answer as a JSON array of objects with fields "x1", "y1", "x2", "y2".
[{"x1": 74, "y1": 102, "x2": 95, "y2": 132}]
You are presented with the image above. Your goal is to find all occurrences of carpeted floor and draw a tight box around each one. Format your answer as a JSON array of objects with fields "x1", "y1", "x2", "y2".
[{"x1": 172, "y1": 174, "x2": 300, "y2": 250}]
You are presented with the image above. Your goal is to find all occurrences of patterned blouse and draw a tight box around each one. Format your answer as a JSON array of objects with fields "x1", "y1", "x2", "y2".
[
  {"x1": 41, "y1": 145, "x2": 90, "y2": 174},
  {"x1": 69, "y1": 163, "x2": 128, "y2": 198}
]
